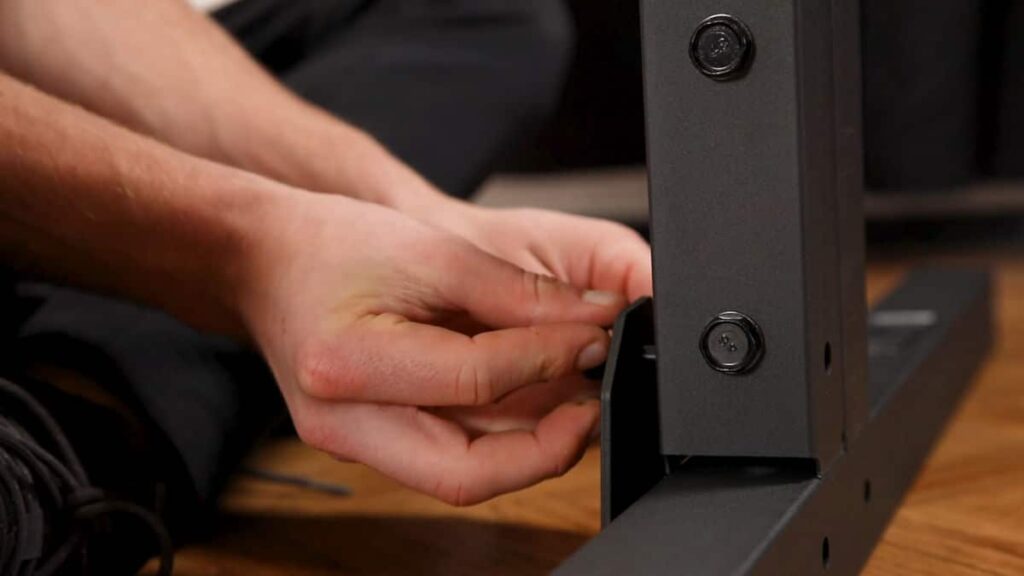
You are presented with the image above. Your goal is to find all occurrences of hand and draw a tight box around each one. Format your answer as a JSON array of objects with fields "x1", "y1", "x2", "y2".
[
  {"x1": 237, "y1": 193, "x2": 627, "y2": 505},
  {"x1": 418, "y1": 199, "x2": 653, "y2": 302},
  {"x1": 399, "y1": 196, "x2": 651, "y2": 439}
]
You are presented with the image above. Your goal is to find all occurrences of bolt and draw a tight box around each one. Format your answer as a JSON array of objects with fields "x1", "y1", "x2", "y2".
[
  {"x1": 700, "y1": 311, "x2": 764, "y2": 374},
  {"x1": 690, "y1": 15, "x2": 754, "y2": 80}
]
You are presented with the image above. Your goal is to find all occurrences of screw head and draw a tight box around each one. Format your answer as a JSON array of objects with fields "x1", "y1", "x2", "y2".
[
  {"x1": 700, "y1": 312, "x2": 764, "y2": 374},
  {"x1": 689, "y1": 15, "x2": 754, "y2": 80}
]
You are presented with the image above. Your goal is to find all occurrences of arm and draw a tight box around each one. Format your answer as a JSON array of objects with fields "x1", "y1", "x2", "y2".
[
  {"x1": 0, "y1": 0, "x2": 436, "y2": 213},
  {"x1": 0, "y1": 70, "x2": 261, "y2": 334},
  {"x1": 0, "y1": 71, "x2": 626, "y2": 503},
  {"x1": 0, "y1": 0, "x2": 653, "y2": 299}
]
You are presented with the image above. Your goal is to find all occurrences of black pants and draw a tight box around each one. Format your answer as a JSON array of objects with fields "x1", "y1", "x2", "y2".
[
  {"x1": 218, "y1": 0, "x2": 572, "y2": 198},
  {"x1": 1, "y1": 0, "x2": 573, "y2": 550}
]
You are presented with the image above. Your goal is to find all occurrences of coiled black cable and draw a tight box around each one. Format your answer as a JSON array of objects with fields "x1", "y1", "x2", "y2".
[{"x1": 0, "y1": 377, "x2": 173, "y2": 575}]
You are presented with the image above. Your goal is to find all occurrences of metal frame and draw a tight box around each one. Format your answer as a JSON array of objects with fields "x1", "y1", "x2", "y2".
[
  {"x1": 555, "y1": 1, "x2": 994, "y2": 574},
  {"x1": 643, "y1": 0, "x2": 858, "y2": 467},
  {"x1": 559, "y1": 272, "x2": 991, "y2": 575}
]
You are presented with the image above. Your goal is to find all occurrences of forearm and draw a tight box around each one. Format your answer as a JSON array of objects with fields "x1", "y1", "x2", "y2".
[
  {"x1": 0, "y1": 0, "x2": 443, "y2": 211},
  {"x1": 0, "y1": 72, "x2": 282, "y2": 334}
]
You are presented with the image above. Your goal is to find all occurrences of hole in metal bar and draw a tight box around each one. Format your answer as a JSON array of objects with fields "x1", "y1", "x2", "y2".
[
  {"x1": 822, "y1": 537, "x2": 831, "y2": 569},
  {"x1": 864, "y1": 479, "x2": 872, "y2": 503},
  {"x1": 824, "y1": 342, "x2": 833, "y2": 375}
]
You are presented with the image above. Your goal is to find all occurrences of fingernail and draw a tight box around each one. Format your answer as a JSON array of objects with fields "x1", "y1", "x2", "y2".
[
  {"x1": 576, "y1": 341, "x2": 608, "y2": 371},
  {"x1": 583, "y1": 290, "x2": 620, "y2": 306}
]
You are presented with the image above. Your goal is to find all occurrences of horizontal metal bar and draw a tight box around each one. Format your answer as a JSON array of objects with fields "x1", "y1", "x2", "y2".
[{"x1": 557, "y1": 269, "x2": 992, "y2": 575}]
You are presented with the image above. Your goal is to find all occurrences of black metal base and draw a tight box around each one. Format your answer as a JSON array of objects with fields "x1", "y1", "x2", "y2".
[{"x1": 557, "y1": 269, "x2": 993, "y2": 575}]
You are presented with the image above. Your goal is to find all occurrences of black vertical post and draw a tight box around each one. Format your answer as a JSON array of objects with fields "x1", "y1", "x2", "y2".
[
  {"x1": 644, "y1": 0, "x2": 864, "y2": 466},
  {"x1": 833, "y1": 0, "x2": 868, "y2": 445},
  {"x1": 558, "y1": 2, "x2": 991, "y2": 572}
]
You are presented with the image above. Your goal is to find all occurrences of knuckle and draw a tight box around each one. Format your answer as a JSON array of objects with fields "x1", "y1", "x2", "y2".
[
  {"x1": 295, "y1": 344, "x2": 367, "y2": 400},
  {"x1": 520, "y1": 273, "x2": 550, "y2": 321},
  {"x1": 609, "y1": 222, "x2": 650, "y2": 251},
  {"x1": 430, "y1": 448, "x2": 490, "y2": 506},
  {"x1": 434, "y1": 475, "x2": 484, "y2": 507},
  {"x1": 436, "y1": 481, "x2": 467, "y2": 507},
  {"x1": 455, "y1": 360, "x2": 493, "y2": 406},
  {"x1": 435, "y1": 237, "x2": 475, "y2": 275},
  {"x1": 553, "y1": 447, "x2": 576, "y2": 477},
  {"x1": 529, "y1": 332, "x2": 566, "y2": 381},
  {"x1": 293, "y1": 416, "x2": 333, "y2": 453},
  {"x1": 533, "y1": 350, "x2": 560, "y2": 382},
  {"x1": 549, "y1": 439, "x2": 584, "y2": 479},
  {"x1": 295, "y1": 347, "x2": 336, "y2": 398},
  {"x1": 608, "y1": 220, "x2": 641, "y2": 237}
]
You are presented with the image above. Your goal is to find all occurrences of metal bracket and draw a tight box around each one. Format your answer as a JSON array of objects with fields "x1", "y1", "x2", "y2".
[
  {"x1": 559, "y1": 270, "x2": 992, "y2": 575},
  {"x1": 599, "y1": 298, "x2": 660, "y2": 526}
]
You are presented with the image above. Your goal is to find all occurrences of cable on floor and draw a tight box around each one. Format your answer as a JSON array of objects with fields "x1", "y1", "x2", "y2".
[{"x1": 0, "y1": 376, "x2": 174, "y2": 575}]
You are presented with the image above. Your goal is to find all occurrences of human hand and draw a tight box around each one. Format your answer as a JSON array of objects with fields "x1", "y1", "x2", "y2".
[
  {"x1": 417, "y1": 199, "x2": 652, "y2": 302},
  {"x1": 237, "y1": 193, "x2": 627, "y2": 505},
  {"x1": 420, "y1": 202, "x2": 651, "y2": 437}
]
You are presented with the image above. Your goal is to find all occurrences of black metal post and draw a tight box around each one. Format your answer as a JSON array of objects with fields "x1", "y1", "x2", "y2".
[
  {"x1": 645, "y1": 0, "x2": 858, "y2": 467},
  {"x1": 555, "y1": 1, "x2": 995, "y2": 574}
]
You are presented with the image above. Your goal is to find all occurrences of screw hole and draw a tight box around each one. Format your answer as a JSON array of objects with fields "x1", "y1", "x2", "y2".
[
  {"x1": 864, "y1": 479, "x2": 872, "y2": 503},
  {"x1": 824, "y1": 342, "x2": 832, "y2": 375},
  {"x1": 822, "y1": 537, "x2": 831, "y2": 569}
]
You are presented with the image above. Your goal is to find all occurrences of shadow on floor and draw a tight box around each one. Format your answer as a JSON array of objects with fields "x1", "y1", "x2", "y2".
[{"x1": 191, "y1": 513, "x2": 590, "y2": 575}]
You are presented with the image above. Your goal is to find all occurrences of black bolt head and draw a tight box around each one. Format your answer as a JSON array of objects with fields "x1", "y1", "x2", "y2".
[
  {"x1": 700, "y1": 312, "x2": 764, "y2": 374},
  {"x1": 690, "y1": 15, "x2": 754, "y2": 80}
]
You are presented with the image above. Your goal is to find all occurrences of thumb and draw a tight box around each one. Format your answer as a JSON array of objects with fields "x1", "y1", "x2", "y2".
[{"x1": 441, "y1": 243, "x2": 627, "y2": 328}]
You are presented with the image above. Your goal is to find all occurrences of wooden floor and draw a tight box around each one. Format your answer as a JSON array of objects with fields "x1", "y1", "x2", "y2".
[{"x1": 152, "y1": 251, "x2": 1024, "y2": 575}]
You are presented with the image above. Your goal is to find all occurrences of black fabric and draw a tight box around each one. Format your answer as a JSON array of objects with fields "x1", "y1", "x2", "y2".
[
  {"x1": 0, "y1": 282, "x2": 284, "y2": 572},
  {"x1": 858, "y1": 0, "x2": 1024, "y2": 189},
  {"x1": 6, "y1": 284, "x2": 281, "y2": 507},
  {"x1": 502, "y1": 0, "x2": 1024, "y2": 190},
  {"x1": 217, "y1": 0, "x2": 573, "y2": 199},
  {"x1": 861, "y1": 0, "x2": 983, "y2": 191},
  {"x1": 508, "y1": 0, "x2": 646, "y2": 171},
  {"x1": 991, "y1": 1, "x2": 1024, "y2": 178},
  {"x1": 0, "y1": 376, "x2": 175, "y2": 575},
  {"x1": 859, "y1": 0, "x2": 1024, "y2": 189}
]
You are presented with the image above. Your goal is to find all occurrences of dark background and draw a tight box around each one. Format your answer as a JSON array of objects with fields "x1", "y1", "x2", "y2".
[{"x1": 514, "y1": 0, "x2": 1024, "y2": 193}]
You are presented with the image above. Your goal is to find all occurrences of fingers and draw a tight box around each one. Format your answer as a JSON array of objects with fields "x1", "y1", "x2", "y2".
[
  {"x1": 587, "y1": 229, "x2": 653, "y2": 302},
  {"x1": 433, "y1": 374, "x2": 598, "y2": 437},
  {"x1": 500, "y1": 215, "x2": 652, "y2": 302},
  {"x1": 297, "y1": 315, "x2": 609, "y2": 406},
  {"x1": 621, "y1": 247, "x2": 654, "y2": 301},
  {"x1": 299, "y1": 399, "x2": 600, "y2": 506},
  {"x1": 440, "y1": 242, "x2": 627, "y2": 329}
]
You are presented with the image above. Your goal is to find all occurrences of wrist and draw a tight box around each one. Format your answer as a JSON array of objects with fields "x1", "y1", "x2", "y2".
[
  {"x1": 221, "y1": 102, "x2": 422, "y2": 205},
  {"x1": 209, "y1": 96, "x2": 474, "y2": 226},
  {"x1": 224, "y1": 182, "x2": 375, "y2": 343},
  {"x1": 175, "y1": 168, "x2": 299, "y2": 339}
]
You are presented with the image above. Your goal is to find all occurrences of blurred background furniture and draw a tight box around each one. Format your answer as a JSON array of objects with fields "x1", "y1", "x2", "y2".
[{"x1": 486, "y1": 0, "x2": 1024, "y2": 234}]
